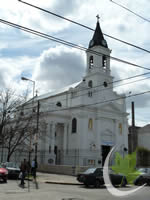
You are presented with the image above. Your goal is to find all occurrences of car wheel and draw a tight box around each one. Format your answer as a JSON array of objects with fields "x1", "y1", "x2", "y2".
[
  {"x1": 85, "y1": 183, "x2": 89, "y2": 188},
  {"x1": 95, "y1": 180, "x2": 101, "y2": 188},
  {"x1": 3, "y1": 179, "x2": 7, "y2": 183},
  {"x1": 147, "y1": 180, "x2": 150, "y2": 186},
  {"x1": 120, "y1": 177, "x2": 127, "y2": 187},
  {"x1": 136, "y1": 177, "x2": 145, "y2": 186}
]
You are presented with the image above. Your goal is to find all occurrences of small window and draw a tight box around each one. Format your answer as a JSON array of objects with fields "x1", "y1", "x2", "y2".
[
  {"x1": 103, "y1": 81, "x2": 108, "y2": 87},
  {"x1": 33, "y1": 107, "x2": 36, "y2": 112},
  {"x1": 102, "y1": 55, "x2": 107, "y2": 68},
  {"x1": 56, "y1": 102, "x2": 62, "y2": 107},
  {"x1": 88, "y1": 91, "x2": 92, "y2": 97},
  {"x1": 118, "y1": 123, "x2": 122, "y2": 134},
  {"x1": 49, "y1": 145, "x2": 51, "y2": 153},
  {"x1": 88, "y1": 118, "x2": 93, "y2": 130},
  {"x1": 89, "y1": 56, "x2": 93, "y2": 69},
  {"x1": 88, "y1": 159, "x2": 95, "y2": 165},
  {"x1": 20, "y1": 111, "x2": 24, "y2": 116},
  {"x1": 88, "y1": 80, "x2": 93, "y2": 88},
  {"x1": 72, "y1": 118, "x2": 77, "y2": 133}
]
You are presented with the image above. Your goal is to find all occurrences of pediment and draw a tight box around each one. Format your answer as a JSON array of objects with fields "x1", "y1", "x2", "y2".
[{"x1": 99, "y1": 102, "x2": 123, "y2": 113}]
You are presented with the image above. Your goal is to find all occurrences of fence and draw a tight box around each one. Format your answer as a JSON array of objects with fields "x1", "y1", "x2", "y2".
[
  {"x1": 136, "y1": 151, "x2": 150, "y2": 167},
  {"x1": 0, "y1": 147, "x2": 128, "y2": 170}
]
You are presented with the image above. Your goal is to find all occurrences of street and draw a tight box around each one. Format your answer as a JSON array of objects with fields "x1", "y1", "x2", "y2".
[{"x1": 0, "y1": 180, "x2": 149, "y2": 200}]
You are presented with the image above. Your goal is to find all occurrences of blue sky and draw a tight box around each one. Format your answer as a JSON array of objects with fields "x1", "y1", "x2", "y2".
[{"x1": 0, "y1": 0, "x2": 150, "y2": 126}]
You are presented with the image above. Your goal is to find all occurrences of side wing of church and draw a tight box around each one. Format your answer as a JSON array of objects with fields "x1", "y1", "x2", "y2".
[{"x1": 26, "y1": 20, "x2": 128, "y2": 167}]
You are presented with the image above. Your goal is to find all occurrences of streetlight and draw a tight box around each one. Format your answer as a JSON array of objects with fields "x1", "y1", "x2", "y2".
[
  {"x1": 21, "y1": 76, "x2": 36, "y2": 166},
  {"x1": 21, "y1": 76, "x2": 35, "y2": 98}
]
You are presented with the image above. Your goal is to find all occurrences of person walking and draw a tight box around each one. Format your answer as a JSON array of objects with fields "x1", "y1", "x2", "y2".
[
  {"x1": 31, "y1": 159, "x2": 38, "y2": 180},
  {"x1": 20, "y1": 159, "x2": 28, "y2": 187}
]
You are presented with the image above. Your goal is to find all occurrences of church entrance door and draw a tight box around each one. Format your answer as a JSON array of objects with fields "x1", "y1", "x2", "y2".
[{"x1": 101, "y1": 145, "x2": 111, "y2": 166}]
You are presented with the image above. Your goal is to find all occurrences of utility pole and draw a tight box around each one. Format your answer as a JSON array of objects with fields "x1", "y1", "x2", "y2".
[
  {"x1": 35, "y1": 100, "x2": 40, "y2": 162},
  {"x1": 131, "y1": 101, "x2": 137, "y2": 152}
]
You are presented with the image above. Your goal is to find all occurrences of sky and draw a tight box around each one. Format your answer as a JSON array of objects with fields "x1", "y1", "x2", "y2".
[{"x1": 0, "y1": 0, "x2": 150, "y2": 126}]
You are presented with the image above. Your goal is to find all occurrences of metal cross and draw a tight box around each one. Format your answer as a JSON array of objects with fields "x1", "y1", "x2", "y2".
[{"x1": 96, "y1": 14, "x2": 100, "y2": 22}]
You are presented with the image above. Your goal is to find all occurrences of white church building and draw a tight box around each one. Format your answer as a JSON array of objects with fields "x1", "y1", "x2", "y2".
[{"x1": 25, "y1": 20, "x2": 128, "y2": 167}]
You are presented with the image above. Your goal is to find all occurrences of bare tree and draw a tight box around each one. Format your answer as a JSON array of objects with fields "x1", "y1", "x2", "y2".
[{"x1": 0, "y1": 88, "x2": 36, "y2": 162}]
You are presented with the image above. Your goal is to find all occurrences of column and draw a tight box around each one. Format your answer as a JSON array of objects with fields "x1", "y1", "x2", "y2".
[
  {"x1": 45, "y1": 123, "x2": 51, "y2": 163},
  {"x1": 63, "y1": 123, "x2": 68, "y2": 153},
  {"x1": 51, "y1": 122, "x2": 55, "y2": 154},
  {"x1": 48, "y1": 122, "x2": 56, "y2": 165}
]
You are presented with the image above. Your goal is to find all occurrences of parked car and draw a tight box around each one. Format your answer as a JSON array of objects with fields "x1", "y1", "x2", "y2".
[
  {"x1": 0, "y1": 164, "x2": 8, "y2": 183},
  {"x1": 134, "y1": 168, "x2": 150, "y2": 186},
  {"x1": 2, "y1": 162, "x2": 20, "y2": 179},
  {"x1": 77, "y1": 167, "x2": 127, "y2": 188}
]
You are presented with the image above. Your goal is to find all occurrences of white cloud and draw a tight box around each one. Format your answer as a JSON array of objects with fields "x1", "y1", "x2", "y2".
[
  {"x1": 0, "y1": 0, "x2": 150, "y2": 125},
  {"x1": 33, "y1": 45, "x2": 85, "y2": 94},
  {"x1": 0, "y1": 56, "x2": 37, "y2": 93}
]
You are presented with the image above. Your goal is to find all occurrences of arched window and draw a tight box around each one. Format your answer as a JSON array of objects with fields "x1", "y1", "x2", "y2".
[
  {"x1": 89, "y1": 56, "x2": 93, "y2": 69},
  {"x1": 88, "y1": 80, "x2": 93, "y2": 88},
  {"x1": 102, "y1": 55, "x2": 107, "y2": 68},
  {"x1": 72, "y1": 118, "x2": 77, "y2": 133},
  {"x1": 88, "y1": 118, "x2": 93, "y2": 130}
]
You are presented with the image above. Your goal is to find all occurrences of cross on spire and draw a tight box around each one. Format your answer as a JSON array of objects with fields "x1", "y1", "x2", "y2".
[{"x1": 96, "y1": 14, "x2": 100, "y2": 22}]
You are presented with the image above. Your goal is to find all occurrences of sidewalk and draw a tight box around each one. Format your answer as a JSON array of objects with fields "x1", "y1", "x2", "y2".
[{"x1": 36, "y1": 172, "x2": 82, "y2": 185}]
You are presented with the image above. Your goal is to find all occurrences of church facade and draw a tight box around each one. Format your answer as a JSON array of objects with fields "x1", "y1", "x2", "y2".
[{"x1": 27, "y1": 20, "x2": 128, "y2": 167}]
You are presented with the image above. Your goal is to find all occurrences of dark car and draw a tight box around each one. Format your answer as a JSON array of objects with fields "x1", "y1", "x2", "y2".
[
  {"x1": 134, "y1": 168, "x2": 150, "y2": 186},
  {"x1": 2, "y1": 162, "x2": 20, "y2": 179},
  {"x1": 0, "y1": 164, "x2": 8, "y2": 183},
  {"x1": 77, "y1": 167, "x2": 127, "y2": 188}
]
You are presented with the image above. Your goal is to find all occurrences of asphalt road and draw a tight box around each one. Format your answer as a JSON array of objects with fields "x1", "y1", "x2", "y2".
[{"x1": 0, "y1": 180, "x2": 149, "y2": 200}]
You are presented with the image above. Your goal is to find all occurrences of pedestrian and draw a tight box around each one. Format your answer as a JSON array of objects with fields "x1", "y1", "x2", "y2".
[
  {"x1": 19, "y1": 159, "x2": 28, "y2": 187},
  {"x1": 27, "y1": 160, "x2": 31, "y2": 175},
  {"x1": 31, "y1": 159, "x2": 38, "y2": 180}
]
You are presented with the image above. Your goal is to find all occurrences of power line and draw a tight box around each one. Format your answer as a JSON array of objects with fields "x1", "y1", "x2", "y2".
[
  {"x1": 19, "y1": 84, "x2": 150, "y2": 114},
  {"x1": 110, "y1": 0, "x2": 150, "y2": 23},
  {"x1": 18, "y1": 0, "x2": 150, "y2": 54},
  {"x1": 75, "y1": 71, "x2": 150, "y2": 95},
  {"x1": 15, "y1": 71, "x2": 150, "y2": 113},
  {"x1": 39, "y1": 88, "x2": 150, "y2": 114},
  {"x1": 112, "y1": 71, "x2": 150, "y2": 84},
  {"x1": 38, "y1": 75, "x2": 150, "y2": 110},
  {"x1": 1, "y1": 18, "x2": 150, "y2": 72},
  {"x1": 1, "y1": 18, "x2": 150, "y2": 108}
]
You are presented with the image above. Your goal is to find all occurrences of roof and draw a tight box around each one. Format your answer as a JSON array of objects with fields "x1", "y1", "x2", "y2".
[
  {"x1": 138, "y1": 124, "x2": 150, "y2": 134},
  {"x1": 34, "y1": 81, "x2": 81, "y2": 101},
  {"x1": 89, "y1": 21, "x2": 108, "y2": 48}
]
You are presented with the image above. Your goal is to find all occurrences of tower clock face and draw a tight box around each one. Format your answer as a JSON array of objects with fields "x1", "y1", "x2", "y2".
[{"x1": 89, "y1": 39, "x2": 94, "y2": 47}]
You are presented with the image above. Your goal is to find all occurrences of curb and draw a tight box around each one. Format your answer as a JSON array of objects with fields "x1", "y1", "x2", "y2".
[{"x1": 45, "y1": 181, "x2": 82, "y2": 185}]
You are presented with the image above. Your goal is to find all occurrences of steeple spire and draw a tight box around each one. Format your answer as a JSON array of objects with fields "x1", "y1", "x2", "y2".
[
  {"x1": 96, "y1": 14, "x2": 100, "y2": 22},
  {"x1": 89, "y1": 16, "x2": 108, "y2": 48}
]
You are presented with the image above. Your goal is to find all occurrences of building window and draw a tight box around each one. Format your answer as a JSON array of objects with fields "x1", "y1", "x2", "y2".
[
  {"x1": 88, "y1": 91, "x2": 92, "y2": 97},
  {"x1": 88, "y1": 118, "x2": 93, "y2": 130},
  {"x1": 72, "y1": 118, "x2": 77, "y2": 133},
  {"x1": 49, "y1": 145, "x2": 51, "y2": 153},
  {"x1": 33, "y1": 107, "x2": 36, "y2": 112},
  {"x1": 20, "y1": 111, "x2": 24, "y2": 116},
  {"x1": 56, "y1": 102, "x2": 62, "y2": 107},
  {"x1": 119, "y1": 123, "x2": 122, "y2": 134},
  {"x1": 89, "y1": 56, "x2": 93, "y2": 69},
  {"x1": 88, "y1": 159, "x2": 95, "y2": 165},
  {"x1": 102, "y1": 55, "x2": 107, "y2": 68},
  {"x1": 88, "y1": 80, "x2": 93, "y2": 88}
]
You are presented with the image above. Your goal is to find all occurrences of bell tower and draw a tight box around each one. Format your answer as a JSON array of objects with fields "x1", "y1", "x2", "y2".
[{"x1": 85, "y1": 16, "x2": 113, "y2": 88}]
